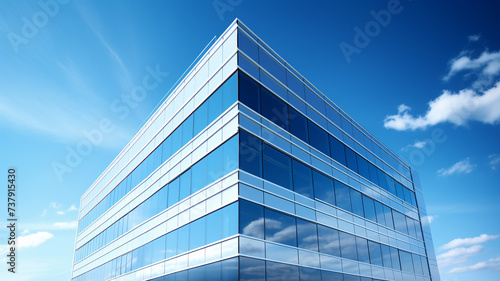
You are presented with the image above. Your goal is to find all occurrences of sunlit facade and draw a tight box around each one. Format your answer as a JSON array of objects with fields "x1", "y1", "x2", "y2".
[{"x1": 72, "y1": 19, "x2": 440, "y2": 281}]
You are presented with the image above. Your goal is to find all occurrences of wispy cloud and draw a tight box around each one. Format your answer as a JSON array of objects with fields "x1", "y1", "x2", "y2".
[
  {"x1": 421, "y1": 215, "x2": 437, "y2": 226},
  {"x1": 449, "y1": 257, "x2": 500, "y2": 273},
  {"x1": 467, "y1": 34, "x2": 481, "y2": 42},
  {"x1": 384, "y1": 82, "x2": 500, "y2": 130},
  {"x1": 488, "y1": 154, "x2": 500, "y2": 170},
  {"x1": 438, "y1": 158, "x2": 475, "y2": 176},
  {"x1": 18, "y1": 232, "x2": 54, "y2": 249},
  {"x1": 53, "y1": 221, "x2": 78, "y2": 230},
  {"x1": 440, "y1": 234, "x2": 500, "y2": 250},
  {"x1": 444, "y1": 50, "x2": 500, "y2": 82},
  {"x1": 402, "y1": 140, "x2": 429, "y2": 151},
  {"x1": 437, "y1": 245, "x2": 482, "y2": 268}
]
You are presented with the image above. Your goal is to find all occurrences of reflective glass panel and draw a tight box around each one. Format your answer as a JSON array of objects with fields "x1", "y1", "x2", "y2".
[
  {"x1": 289, "y1": 107, "x2": 309, "y2": 143},
  {"x1": 239, "y1": 72, "x2": 260, "y2": 113},
  {"x1": 335, "y1": 181, "x2": 352, "y2": 213},
  {"x1": 356, "y1": 237, "x2": 370, "y2": 263},
  {"x1": 265, "y1": 208, "x2": 297, "y2": 247},
  {"x1": 350, "y1": 188, "x2": 364, "y2": 217},
  {"x1": 263, "y1": 144, "x2": 292, "y2": 190},
  {"x1": 308, "y1": 120, "x2": 330, "y2": 156},
  {"x1": 345, "y1": 147, "x2": 358, "y2": 173},
  {"x1": 329, "y1": 135, "x2": 346, "y2": 166},
  {"x1": 266, "y1": 261, "x2": 299, "y2": 281},
  {"x1": 240, "y1": 257, "x2": 265, "y2": 281},
  {"x1": 261, "y1": 87, "x2": 289, "y2": 131},
  {"x1": 239, "y1": 130, "x2": 263, "y2": 177},
  {"x1": 292, "y1": 160, "x2": 314, "y2": 198},
  {"x1": 339, "y1": 231, "x2": 357, "y2": 260},
  {"x1": 296, "y1": 218, "x2": 318, "y2": 251},
  {"x1": 362, "y1": 196, "x2": 376, "y2": 222},
  {"x1": 312, "y1": 170, "x2": 335, "y2": 205},
  {"x1": 318, "y1": 225, "x2": 341, "y2": 257},
  {"x1": 368, "y1": 241, "x2": 383, "y2": 266},
  {"x1": 239, "y1": 200, "x2": 264, "y2": 239}
]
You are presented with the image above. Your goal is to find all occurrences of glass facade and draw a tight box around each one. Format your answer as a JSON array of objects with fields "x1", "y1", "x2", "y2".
[{"x1": 72, "y1": 19, "x2": 439, "y2": 281}]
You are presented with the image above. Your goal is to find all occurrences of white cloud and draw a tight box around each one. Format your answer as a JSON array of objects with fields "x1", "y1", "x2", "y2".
[
  {"x1": 41, "y1": 209, "x2": 47, "y2": 217},
  {"x1": 384, "y1": 82, "x2": 500, "y2": 130},
  {"x1": 467, "y1": 34, "x2": 481, "y2": 42},
  {"x1": 449, "y1": 257, "x2": 500, "y2": 273},
  {"x1": 489, "y1": 154, "x2": 500, "y2": 170},
  {"x1": 67, "y1": 204, "x2": 78, "y2": 212},
  {"x1": 53, "y1": 221, "x2": 78, "y2": 230},
  {"x1": 444, "y1": 50, "x2": 500, "y2": 81},
  {"x1": 421, "y1": 215, "x2": 437, "y2": 226},
  {"x1": 402, "y1": 140, "x2": 429, "y2": 151},
  {"x1": 440, "y1": 234, "x2": 500, "y2": 250},
  {"x1": 437, "y1": 245, "x2": 483, "y2": 268},
  {"x1": 49, "y1": 202, "x2": 61, "y2": 209},
  {"x1": 438, "y1": 158, "x2": 475, "y2": 176},
  {"x1": 18, "y1": 232, "x2": 54, "y2": 249},
  {"x1": 56, "y1": 211, "x2": 65, "y2": 215}
]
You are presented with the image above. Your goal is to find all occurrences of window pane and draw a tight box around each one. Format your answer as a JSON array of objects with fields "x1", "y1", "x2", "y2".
[
  {"x1": 345, "y1": 147, "x2": 358, "y2": 173},
  {"x1": 380, "y1": 244, "x2": 392, "y2": 269},
  {"x1": 368, "y1": 163, "x2": 379, "y2": 186},
  {"x1": 399, "y1": 250, "x2": 415, "y2": 273},
  {"x1": 222, "y1": 71, "x2": 238, "y2": 110},
  {"x1": 377, "y1": 169, "x2": 388, "y2": 190},
  {"x1": 208, "y1": 87, "x2": 223, "y2": 124},
  {"x1": 261, "y1": 87, "x2": 289, "y2": 131},
  {"x1": 356, "y1": 237, "x2": 370, "y2": 263},
  {"x1": 289, "y1": 107, "x2": 309, "y2": 143},
  {"x1": 179, "y1": 170, "x2": 191, "y2": 201},
  {"x1": 182, "y1": 115, "x2": 194, "y2": 144},
  {"x1": 406, "y1": 217, "x2": 417, "y2": 238},
  {"x1": 222, "y1": 202, "x2": 238, "y2": 237},
  {"x1": 239, "y1": 200, "x2": 264, "y2": 239},
  {"x1": 191, "y1": 157, "x2": 207, "y2": 194},
  {"x1": 240, "y1": 257, "x2": 265, "y2": 281},
  {"x1": 193, "y1": 103, "x2": 208, "y2": 136},
  {"x1": 265, "y1": 208, "x2": 297, "y2": 247},
  {"x1": 206, "y1": 209, "x2": 222, "y2": 244},
  {"x1": 292, "y1": 160, "x2": 314, "y2": 198},
  {"x1": 165, "y1": 230, "x2": 177, "y2": 259},
  {"x1": 335, "y1": 181, "x2": 352, "y2": 213},
  {"x1": 266, "y1": 261, "x2": 299, "y2": 281},
  {"x1": 385, "y1": 174, "x2": 396, "y2": 195},
  {"x1": 413, "y1": 253, "x2": 424, "y2": 275},
  {"x1": 350, "y1": 188, "x2": 364, "y2": 217},
  {"x1": 362, "y1": 196, "x2": 376, "y2": 222},
  {"x1": 374, "y1": 201, "x2": 386, "y2": 226},
  {"x1": 368, "y1": 241, "x2": 383, "y2": 267},
  {"x1": 259, "y1": 49, "x2": 286, "y2": 84},
  {"x1": 321, "y1": 271, "x2": 343, "y2": 281},
  {"x1": 312, "y1": 170, "x2": 335, "y2": 205},
  {"x1": 239, "y1": 130, "x2": 262, "y2": 177},
  {"x1": 177, "y1": 225, "x2": 189, "y2": 254},
  {"x1": 239, "y1": 72, "x2": 260, "y2": 113},
  {"x1": 384, "y1": 205, "x2": 394, "y2": 229},
  {"x1": 318, "y1": 225, "x2": 340, "y2": 257},
  {"x1": 393, "y1": 211, "x2": 408, "y2": 234},
  {"x1": 339, "y1": 231, "x2": 357, "y2": 260},
  {"x1": 297, "y1": 218, "x2": 318, "y2": 251},
  {"x1": 189, "y1": 216, "x2": 206, "y2": 250},
  {"x1": 299, "y1": 267, "x2": 321, "y2": 281},
  {"x1": 167, "y1": 178, "x2": 179, "y2": 208},
  {"x1": 263, "y1": 144, "x2": 292, "y2": 190},
  {"x1": 357, "y1": 155, "x2": 370, "y2": 180},
  {"x1": 308, "y1": 120, "x2": 330, "y2": 156},
  {"x1": 221, "y1": 257, "x2": 238, "y2": 281},
  {"x1": 238, "y1": 33, "x2": 259, "y2": 62},
  {"x1": 207, "y1": 145, "x2": 223, "y2": 183},
  {"x1": 329, "y1": 135, "x2": 346, "y2": 166},
  {"x1": 390, "y1": 247, "x2": 401, "y2": 270},
  {"x1": 421, "y1": 255, "x2": 430, "y2": 277}
]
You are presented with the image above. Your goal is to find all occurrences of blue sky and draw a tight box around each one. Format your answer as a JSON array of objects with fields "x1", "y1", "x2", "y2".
[{"x1": 0, "y1": 0, "x2": 499, "y2": 280}]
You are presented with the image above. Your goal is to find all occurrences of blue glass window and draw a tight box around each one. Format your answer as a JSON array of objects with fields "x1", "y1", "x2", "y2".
[
  {"x1": 299, "y1": 267, "x2": 321, "y2": 281},
  {"x1": 221, "y1": 202, "x2": 238, "y2": 237},
  {"x1": 393, "y1": 211, "x2": 408, "y2": 235},
  {"x1": 239, "y1": 130, "x2": 262, "y2": 177},
  {"x1": 265, "y1": 209, "x2": 297, "y2": 247},
  {"x1": 179, "y1": 170, "x2": 191, "y2": 201},
  {"x1": 165, "y1": 230, "x2": 177, "y2": 259},
  {"x1": 399, "y1": 250, "x2": 415, "y2": 273},
  {"x1": 189, "y1": 216, "x2": 206, "y2": 250},
  {"x1": 350, "y1": 188, "x2": 364, "y2": 217},
  {"x1": 377, "y1": 169, "x2": 388, "y2": 190},
  {"x1": 167, "y1": 178, "x2": 179, "y2": 208},
  {"x1": 239, "y1": 72, "x2": 260, "y2": 113},
  {"x1": 239, "y1": 200, "x2": 264, "y2": 239},
  {"x1": 345, "y1": 147, "x2": 358, "y2": 173},
  {"x1": 296, "y1": 218, "x2": 318, "y2": 251},
  {"x1": 357, "y1": 155, "x2": 370, "y2": 180},
  {"x1": 292, "y1": 160, "x2": 313, "y2": 198},
  {"x1": 193, "y1": 102, "x2": 208, "y2": 135},
  {"x1": 221, "y1": 257, "x2": 238, "y2": 281},
  {"x1": 177, "y1": 225, "x2": 189, "y2": 254},
  {"x1": 384, "y1": 205, "x2": 394, "y2": 229},
  {"x1": 380, "y1": 244, "x2": 392, "y2": 269},
  {"x1": 208, "y1": 87, "x2": 223, "y2": 122},
  {"x1": 329, "y1": 135, "x2": 346, "y2": 166},
  {"x1": 263, "y1": 144, "x2": 292, "y2": 190},
  {"x1": 321, "y1": 271, "x2": 343, "y2": 281},
  {"x1": 318, "y1": 225, "x2": 340, "y2": 256},
  {"x1": 356, "y1": 237, "x2": 370, "y2": 263},
  {"x1": 339, "y1": 231, "x2": 357, "y2": 260},
  {"x1": 206, "y1": 209, "x2": 222, "y2": 244},
  {"x1": 261, "y1": 87, "x2": 289, "y2": 131},
  {"x1": 308, "y1": 120, "x2": 330, "y2": 156},
  {"x1": 362, "y1": 196, "x2": 376, "y2": 222},
  {"x1": 413, "y1": 253, "x2": 424, "y2": 275},
  {"x1": 191, "y1": 157, "x2": 207, "y2": 194},
  {"x1": 334, "y1": 181, "x2": 352, "y2": 213},
  {"x1": 368, "y1": 241, "x2": 383, "y2": 266},
  {"x1": 312, "y1": 170, "x2": 335, "y2": 205},
  {"x1": 374, "y1": 201, "x2": 386, "y2": 226},
  {"x1": 259, "y1": 49, "x2": 286, "y2": 84},
  {"x1": 266, "y1": 261, "x2": 299, "y2": 281},
  {"x1": 390, "y1": 246, "x2": 401, "y2": 270},
  {"x1": 240, "y1": 257, "x2": 265, "y2": 281},
  {"x1": 368, "y1": 163, "x2": 379, "y2": 186},
  {"x1": 286, "y1": 71, "x2": 305, "y2": 99},
  {"x1": 289, "y1": 107, "x2": 309, "y2": 143},
  {"x1": 385, "y1": 174, "x2": 396, "y2": 195},
  {"x1": 238, "y1": 32, "x2": 259, "y2": 62}
]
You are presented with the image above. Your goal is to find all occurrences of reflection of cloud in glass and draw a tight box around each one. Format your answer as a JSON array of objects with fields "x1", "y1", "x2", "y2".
[{"x1": 242, "y1": 218, "x2": 265, "y2": 237}]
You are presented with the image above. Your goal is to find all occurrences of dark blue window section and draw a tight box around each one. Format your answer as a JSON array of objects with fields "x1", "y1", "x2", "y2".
[
  {"x1": 239, "y1": 130, "x2": 263, "y2": 178},
  {"x1": 240, "y1": 257, "x2": 265, "y2": 281},
  {"x1": 299, "y1": 267, "x2": 322, "y2": 281},
  {"x1": 266, "y1": 261, "x2": 300, "y2": 281},
  {"x1": 399, "y1": 250, "x2": 415, "y2": 273},
  {"x1": 308, "y1": 120, "x2": 330, "y2": 156},
  {"x1": 237, "y1": 72, "x2": 416, "y2": 207},
  {"x1": 238, "y1": 31, "x2": 259, "y2": 62},
  {"x1": 239, "y1": 199, "x2": 264, "y2": 239},
  {"x1": 318, "y1": 225, "x2": 341, "y2": 257},
  {"x1": 312, "y1": 170, "x2": 335, "y2": 205},
  {"x1": 356, "y1": 237, "x2": 370, "y2": 263},
  {"x1": 263, "y1": 144, "x2": 292, "y2": 190},
  {"x1": 78, "y1": 72, "x2": 238, "y2": 233},
  {"x1": 265, "y1": 208, "x2": 297, "y2": 247},
  {"x1": 239, "y1": 71, "x2": 260, "y2": 113},
  {"x1": 368, "y1": 241, "x2": 383, "y2": 266},
  {"x1": 350, "y1": 188, "x2": 364, "y2": 217},
  {"x1": 362, "y1": 195, "x2": 376, "y2": 222},
  {"x1": 339, "y1": 231, "x2": 357, "y2": 260},
  {"x1": 289, "y1": 107, "x2": 309, "y2": 143},
  {"x1": 292, "y1": 160, "x2": 314, "y2": 198},
  {"x1": 296, "y1": 218, "x2": 319, "y2": 251},
  {"x1": 261, "y1": 87, "x2": 289, "y2": 131}
]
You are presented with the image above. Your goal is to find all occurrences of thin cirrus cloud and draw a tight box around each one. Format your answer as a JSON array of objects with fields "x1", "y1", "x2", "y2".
[
  {"x1": 53, "y1": 221, "x2": 78, "y2": 230},
  {"x1": 440, "y1": 234, "x2": 500, "y2": 250},
  {"x1": 18, "y1": 231, "x2": 54, "y2": 249},
  {"x1": 488, "y1": 154, "x2": 500, "y2": 170},
  {"x1": 449, "y1": 257, "x2": 500, "y2": 273},
  {"x1": 444, "y1": 50, "x2": 500, "y2": 82},
  {"x1": 437, "y1": 245, "x2": 483, "y2": 268},
  {"x1": 401, "y1": 140, "x2": 429, "y2": 151},
  {"x1": 437, "y1": 158, "x2": 475, "y2": 176}
]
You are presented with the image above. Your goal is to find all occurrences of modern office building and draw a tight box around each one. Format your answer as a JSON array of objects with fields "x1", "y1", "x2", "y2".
[{"x1": 72, "y1": 19, "x2": 440, "y2": 281}]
